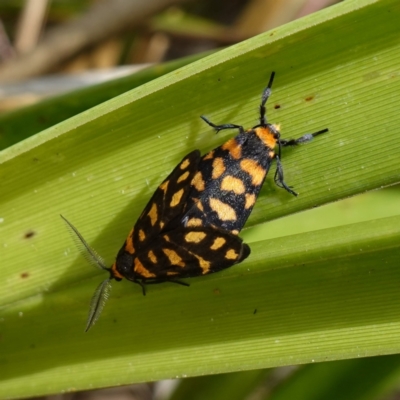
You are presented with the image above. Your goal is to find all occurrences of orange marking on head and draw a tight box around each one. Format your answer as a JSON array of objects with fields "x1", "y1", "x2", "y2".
[
  {"x1": 245, "y1": 193, "x2": 256, "y2": 209},
  {"x1": 240, "y1": 159, "x2": 266, "y2": 186},
  {"x1": 124, "y1": 228, "x2": 135, "y2": 254},
  {"x1": 148, "y1": 250, "x2": 157, "y2": 263},
  {"x1": 138, "y1": 229, "x2": 146, "y2": 241},
  {"x1": 185, "y1": 231, "x2": 206, "y2": 243},
  {"x1": 192, "y1": 171, "x2": 205, "y2": 191},
  {"x1": 221, "y1": 175, "x2": 245, "y2": 194},
  {"x1": 210, "y1": 237, "x2": 226, "y2": 250},
  {"x1": 177, "y1": 171, "x2": 190, "y2": 183},
  {"x1": 186, "y1": 218, "x2": 203, "y2": 227},
  {"x1": 148, "y1": 203, "x2": 158, "y2": 226},
  {"x1": 254, "y1": 126, "x2": 278, "y2": 149},
  {"x1": 222, "y1": 138, "x2": 242, "y2": 159},
  {"x1": 225, "y1": 249, "x2": 239, "y2": 260},
  {"x1": 203, "y1": 150, "x2": 215, "y2": 160},
  {"x1": 134, "y1": 258, "x2": 156, "y2": 278},
  {"x1": 111, "y1": 262, "x2": 124, "y2": 279},
  {"x1": 212, "y1": 157, "x2": 226, "y2": 179},
  {"x1": 209, "y1": 198, "x2": 237, "y2": 221},
  {"x1": 163, "y1": 248, "x2": 185, "y2": 267},
  {"x1": 170, "y1": 188, "x2": 184, "y2": 207},
  {"x1": 180, "y1": 158, "x2": 190, "y2": 169}
]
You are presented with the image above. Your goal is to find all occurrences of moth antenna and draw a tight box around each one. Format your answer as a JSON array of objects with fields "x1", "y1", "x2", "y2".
[
  {"x1": 61, "y1": 215, "x2": 113, "y2": 331},
  {"x1": 86, "y1": 278, "x2": 113, "y2": 332},
  {"x1": 61, "y1": 215, "x2": 108, "y2": 271}
]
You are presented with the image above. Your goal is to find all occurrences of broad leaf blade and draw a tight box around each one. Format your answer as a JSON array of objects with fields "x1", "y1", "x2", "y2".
[{"x1": 1, "y1": 0, "x2": 400, "y2": 398}]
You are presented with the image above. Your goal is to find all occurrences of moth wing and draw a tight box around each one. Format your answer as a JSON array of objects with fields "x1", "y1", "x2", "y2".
[
  {"x1": 140, "y1": 226, "x2": 250, "y2": 279},
  {"x1": 132, "y1": 150, "x2": 201, "y2": 245}
]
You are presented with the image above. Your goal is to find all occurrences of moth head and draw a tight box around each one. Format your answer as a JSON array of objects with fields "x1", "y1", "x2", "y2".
[{"x1": 113, "y1": 251, "x2": 133, "y2": 278}]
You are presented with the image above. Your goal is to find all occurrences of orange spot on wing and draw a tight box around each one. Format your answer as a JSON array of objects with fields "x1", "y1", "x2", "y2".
[
  {"x1": 125, "y1": 228, "x2": 135, "y2": 254},
  {"x1": 245, "y1": 193, "x2": 256, "y2": 209},
  {"x1": 196, "y1": 201, "x2": 204, "y2": 212},
  {"x1": 210, "y1": 237, "x2": 226, "y2": 250},
  {"x1": 180, "y1": 158, "x2": 190, "y2": 169},
  {"x1": 185, "y1": 231, "x2": 206, "y2": 243},
  {"x1": 222, "y1": 138, "x2": 242, "y2": 159},
  {"x1": 170, "y1": 188, "x2": 184, "y2": 207},
  {"x1": 209, "y1": 198, "x2": 237, "y2": 221},
  {"x1": 148, "y1": 203, "x2": 158, "y2": 226},
  {"x1": 148, "y1": 250, "x2": 157, "y2": 263},
  {"x1": 138, "y1": 229, "x2": 146, "y2": 241},
  {"x1": 192, "y1": 171, "x2": 205, "y2": 191},
  {"x1": 240, "y1": 159, "x2": 266, "y2": 186},
  {"x1": 203, "y1": 150, "x2": 215, "y2": 160},
  {"x1": 163, "y1": 248, "x2": 185, "y2": 267},
  {"x1": 225, "y1": 249, "x2": 239, "y2": 260},
  {"x1": 177, "y1": 171, "x2": 190, "y2": 183},
  {"x1": 212, "y1": 158, "x2": 226, "y2": 179},
  {"x1": 134, "y1": 258, "x2": 155, "y2": 278},
  {"x1": 195, "y1": 255, "x2": 210, "y2": 273},
  {"x1": 221, "y1": 175, "x2": 245, "y2": 194},
  {"x1": 186, "y1": 218, "x2": 203, "y2": 227},
  {"x1": 159, "y1": 180, "x2": 169, "y2": 192}
]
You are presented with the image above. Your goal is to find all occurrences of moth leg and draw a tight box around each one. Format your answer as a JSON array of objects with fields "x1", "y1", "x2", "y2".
[
  {"x1": 274, "y1": 155, "x2": 298, "y2": 197},
  {"x1": 168, "y1": 279, "x2": 190, "y2": 287},
  {"x1": 139, "y1": 278, "x2": 190, "y2": 288},
  {"x1": 200, "y1": 115, "x2": 245, "y2": 134},
  {"x1": 280, "y1": 128, "x2": 328, "y2": 146},
  {"x1": 134, "y1": 278, "x2": 147, "y2": 296}
]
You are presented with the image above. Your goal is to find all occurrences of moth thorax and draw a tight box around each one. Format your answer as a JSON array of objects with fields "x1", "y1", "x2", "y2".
[{"x1": 254, "y1": 125, "x2": 280, "y2": 149}]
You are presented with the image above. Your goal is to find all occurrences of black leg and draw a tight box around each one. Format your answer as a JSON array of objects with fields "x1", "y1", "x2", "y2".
[
  {"x1": 136, "y1": 278, "x2": 190, "y2": 293},
  {"x1": 134, "y1": 279, "x2": 147, "y2": 296},
  {"x1": 274, "y1": 155, "x2": 298, "y2": 197},
  {"x1": 280, "y1": 128, "x2": 328, "y2": 147},
  {"x1": 201, "y1": 115, "x2": 244, "y2": 134},
  {"x1": 169, "y1": 279, "x2": 190, "y2": 287}
]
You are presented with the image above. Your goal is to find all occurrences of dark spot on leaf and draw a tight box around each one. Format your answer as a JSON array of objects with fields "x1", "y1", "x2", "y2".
[
  {"x1": 274, "y1": 104, "x2": 281, "y2": 109},
  {"x1": 305, "y1": 96, "x2": 314, "y2": 102},
  {"x1": 253, "y1": 309, "x2": 257, "y2": 314},
  {"x1": 24, "y1": 231, "x2": 35, "y2": 239},
  {"x1": 21, "y1": 272, "x2": 30, "y2": 278}
]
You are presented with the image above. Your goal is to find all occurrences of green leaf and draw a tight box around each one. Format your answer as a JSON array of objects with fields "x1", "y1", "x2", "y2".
[
  {"x1": 1, "y1": 0, "x2": 400, "y2": 398},
  {"x1": 269, "y1": 355, "x2": 400, "y2": 400}
]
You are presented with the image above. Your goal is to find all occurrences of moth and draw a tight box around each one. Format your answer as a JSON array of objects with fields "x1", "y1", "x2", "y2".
[{"x1": 62, "y1": 72, "x2": 327, "y2": 331}]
